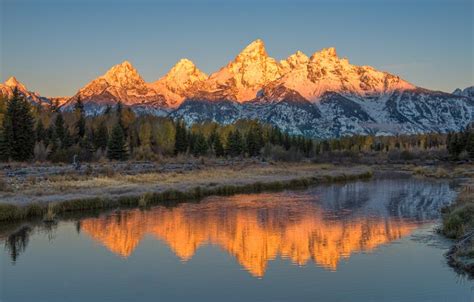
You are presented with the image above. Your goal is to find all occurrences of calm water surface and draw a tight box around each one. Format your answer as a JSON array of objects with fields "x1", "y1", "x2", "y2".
[{"x1": 1, "y1": 178, "x2": 472, "y2": 301}]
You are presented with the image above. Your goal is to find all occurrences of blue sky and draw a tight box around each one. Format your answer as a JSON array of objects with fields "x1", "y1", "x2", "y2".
[{"x1": 1, "y1": 0, "x2": 472, "y2": 96}]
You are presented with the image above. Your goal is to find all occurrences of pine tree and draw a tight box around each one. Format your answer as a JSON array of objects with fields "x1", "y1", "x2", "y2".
[
  {"x1": 226, "y1": 130, "x2": 243, "y2": 157},
  {"x1": 208, "y1": 129, "x2": 223, "y2": 157},
  {"x1": 192, "y1": 133, "x2": 208, "y2": 157},
  {"x1": 54, "y1": 113, "x2": 66, "y2": 147},
  {"x1": 74, "y1": 96, "x2": 86, "y2": 142},
  {"x1": 116, "y1": 101, "x2": 124, "y2": 129},
  {"x1": 467, "y1": 132, "x2": 474, "y2": 159},
  {"x1": 174, "y1": 120, "x2": 188, "y2": 155},
  {"x1": 63, "y1": 129, "x2": 74, "y2": 149},
  {"x1": 35, "y1": 119, "x2": 45, "y2": 143},
  {"x1": 107, "y1": 123, "x2": 128, "y2": 161},
  {"x1": 2, "y1": 89, "x2": 35, "y2": 161},
  {"x1": 0, "y1": 129, "x2": 9, "y2": 161},
  {"x1": 283, "y1": 132, "x2": 291, "y2": 150},
  {"x1": 47, "y1": 125, "x2": 58, "y2": 154},
  {"x1": 94, "y1": 122, "x2": 109, "y2": 151},
  {"x1": 81, "y1": 130, "x2": 95, "y2": 160},
  {"x1": 447, "y1": 132, "x2": 463, "y2": 159},
  {"x1": 245, "y1": 124, "x2": 264, "y2": 157}
]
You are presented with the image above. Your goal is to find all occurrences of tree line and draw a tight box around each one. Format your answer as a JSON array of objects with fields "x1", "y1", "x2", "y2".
[
  {"x1": 1, "y1": 90, "x2": 473, "y2": 163},
  {"x1": 446, "y1": 127, "x2": 474, "y2": 160},
  {"x1": 0, "y1": 90, "x2": 314, "y2": 162}
]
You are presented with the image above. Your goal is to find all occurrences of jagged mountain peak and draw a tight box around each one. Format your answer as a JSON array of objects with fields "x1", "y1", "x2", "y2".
[
  {"x1": 309, "y1": 47, "x2": 341, "y2": 64},
  {"x1": 5, "y1": 76, "x2": 20, "y2": 86},
  {"x1": 203, "y1": 39, "x2": 283, "y2": 102},
  {"x1": 0, "y1": 76, "x2": 45, "y2": 105},
  {"x1": 102, "y1": 60, "x2": 145, "y2": 88},
  {"x1": 3, "y1": 76, "x2": 25, "y2": 91},
  {"x1": 164, "y1": 58, "x2": 207, "y2": 81},
  {"x1": 4, "y1": 76, "x2": 28, "y2": 91},
  {"x1": 173, "y1": 58, "x2": 197, "y2": 68},
  {"x1": 280, "y1": 51, "x2": 309, "y2": 71},
  {"x1": 453, "y1": 86, "x2": 474, "y2": 99},
  {"x1": 236, "y1": 39, "x2": 267, "y2": 59},
  {"x1": 148, "y1": 58, "x2": 208, "y2": 107},
  {"x1": 318, "y1": 47, "x2": 337, "y2": 57}
]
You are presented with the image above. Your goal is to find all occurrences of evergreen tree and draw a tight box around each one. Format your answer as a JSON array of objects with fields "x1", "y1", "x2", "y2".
[
  {"x1": 174, "y1": 120, "x2": 188, "y2": 155},
  {"x1": 226, "y1": 130, "x2": 243, "y2": 157},
  {"x1": 116, "y1": 101, "x2": 124, "y2": 129},
  {"x1": 81, "y1": 130, "x2": 95, "y2": 160},
  {"x1": 74, "y1": 97, "x2": 86, "y2": 141},
  {"x1": 0, "y1": 129, "x2": 9, "y2": 161},
  {"x1": 447, "y1": 132, "x2": 463, "y2": 159},
  {"x1": 63, "y1": 129, "x2": 74, "y2": 149},
  {"x1": 192, "y1": 133, "x2": 208, "y2": 157},
  {"x1": 107, "y1": 123, "x2": 128, "y2": 161},
  {"x1": 245, "y1": 124, "x2": 264, "y2": 157},
  {"x1": 2, "y1": 89, "x2": 35, "y2": 161},
  {"x1": 94, "y1": 122, "x2": 109, "y2": 151},
  {"x1": 54, "y1": 113, "x2": 66, "y2": 147},
  {"x1": 208, "y1": 129, "x2": 223, "y2": 157},
  {"x1": 214, "y1": 137, "x2": 224, "y2": 157},
  {"x1": 283, "y1": 132, "x2": 291, "y2": 150},
  {"x1": 467, "y1": 132, "x2": 474, "y2": 159},
  {"x1": 47, "y1": 125, "x2": 58, "y2": 154},
  {"x1": 35, "y1": 119, "x2": 45, "y2": 143}
]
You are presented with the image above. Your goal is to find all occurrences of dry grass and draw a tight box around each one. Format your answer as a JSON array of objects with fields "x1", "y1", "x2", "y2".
[
  {"x1": 442, "y1": 181, "x2": 474, "y2": 276},
  {"x1": 3, "y1": 163, "x2": 342, "y2": 198},
  {"x1": 442, "y1": 183, "x2": 474, "y2": 239},
  {"x1": 412, "y1": 166, "x2": 450, "y2": 178},
  {"x1": 0, "y1": 166, "x2": 372, "y2": 221}
]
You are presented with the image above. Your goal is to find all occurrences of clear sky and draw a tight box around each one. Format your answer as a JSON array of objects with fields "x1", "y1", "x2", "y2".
[{"x1": 1, "y1": 0, "x2": 472, "y2": 97}]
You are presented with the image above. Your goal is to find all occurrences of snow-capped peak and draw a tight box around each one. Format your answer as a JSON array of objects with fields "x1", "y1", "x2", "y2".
[
  {"x1": 201, "y1": 39, "x2": 283, "y2": 102},
  {"x1": 4, "y1": 76, "x2": 28, "y2": 91},
  {"x1": 148, "y1": 58, "x2": 208, "y2": 107},
  {"x1": 453, "y1": 86, "x2": 474, "y2": 99},
  {"x1": 0, "y1": 76, "x2": 44, "y2": 105},
  {"x1": 102, "y1": 60, "x2": 145, "y2": 89},
  {"x1": 280, "y1": 51, "x2": 309, "y2": 72},
  {"x1": 162, "y1": 58, "x2": 207, "y2": 83},
  {"x1": 309, "y1": 47, "x2": 342, "y2": 65},
  {"x1": 268, "y1": 45, "x2": 417, "y2": 101},
  {"x1": 236, "y1": 39, "x2": 268, "y2": 59},
  {"x1": 316, "y1": 47, "x2": 337, "y2": 58}
]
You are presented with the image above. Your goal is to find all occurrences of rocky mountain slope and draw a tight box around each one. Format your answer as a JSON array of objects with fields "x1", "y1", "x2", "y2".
[
  {"x1": 2, "y1": 40, "x2": 473, "y2": 138},
  {"x1": 0, "y1": 77, "x2": 50, "y2": 106},
  {"x1": 168, "y1": 40, "x2": 473, "y2": 138},
  {"x1": 453, "y1": 86, "x2": 474, "y2": 99}
]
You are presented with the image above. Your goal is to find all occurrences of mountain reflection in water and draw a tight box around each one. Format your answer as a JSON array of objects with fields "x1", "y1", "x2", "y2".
[{"x1": 79, "y1": 180, "x2": 453, "y2": 277}]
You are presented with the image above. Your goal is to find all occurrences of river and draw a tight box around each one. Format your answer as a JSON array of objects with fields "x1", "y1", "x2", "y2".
[{"x1": 1, "y1": 178, "x2": 472, "y2": 301}]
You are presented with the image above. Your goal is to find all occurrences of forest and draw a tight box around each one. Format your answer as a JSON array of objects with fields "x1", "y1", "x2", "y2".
[{"x1": 0, "y1": 89, "x2": 473, "y2": 163}]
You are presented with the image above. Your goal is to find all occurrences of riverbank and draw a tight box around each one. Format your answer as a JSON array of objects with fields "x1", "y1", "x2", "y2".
[
  {"x1": 441, "y1": 178, "x2": 474, "y2": 277},
  {"x1": 0, "y1": 161, "x2": 373, "y2": 222},
  {"x1": 397, "y1": 162, "x2": 474, "y2": 277}
]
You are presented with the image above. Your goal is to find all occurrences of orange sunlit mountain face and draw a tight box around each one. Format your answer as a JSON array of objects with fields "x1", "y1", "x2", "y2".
[{"x1": 81, "y1": 194, "x2": 420, "y2": 278}]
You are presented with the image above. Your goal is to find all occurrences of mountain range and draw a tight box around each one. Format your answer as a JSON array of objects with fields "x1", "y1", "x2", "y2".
[{"x1": 1, "y1": 39, "x2": 473, "y2": 138}]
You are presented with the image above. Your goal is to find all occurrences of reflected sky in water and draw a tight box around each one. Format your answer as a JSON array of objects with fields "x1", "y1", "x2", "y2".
[{"x1": 1, "y1": 178, "x2": 472, "y2": 301}]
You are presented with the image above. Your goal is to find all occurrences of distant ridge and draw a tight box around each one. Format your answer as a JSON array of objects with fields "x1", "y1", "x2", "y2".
[{"x1": 1, "y1": 40, "x2": 473, "y2": 138}]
